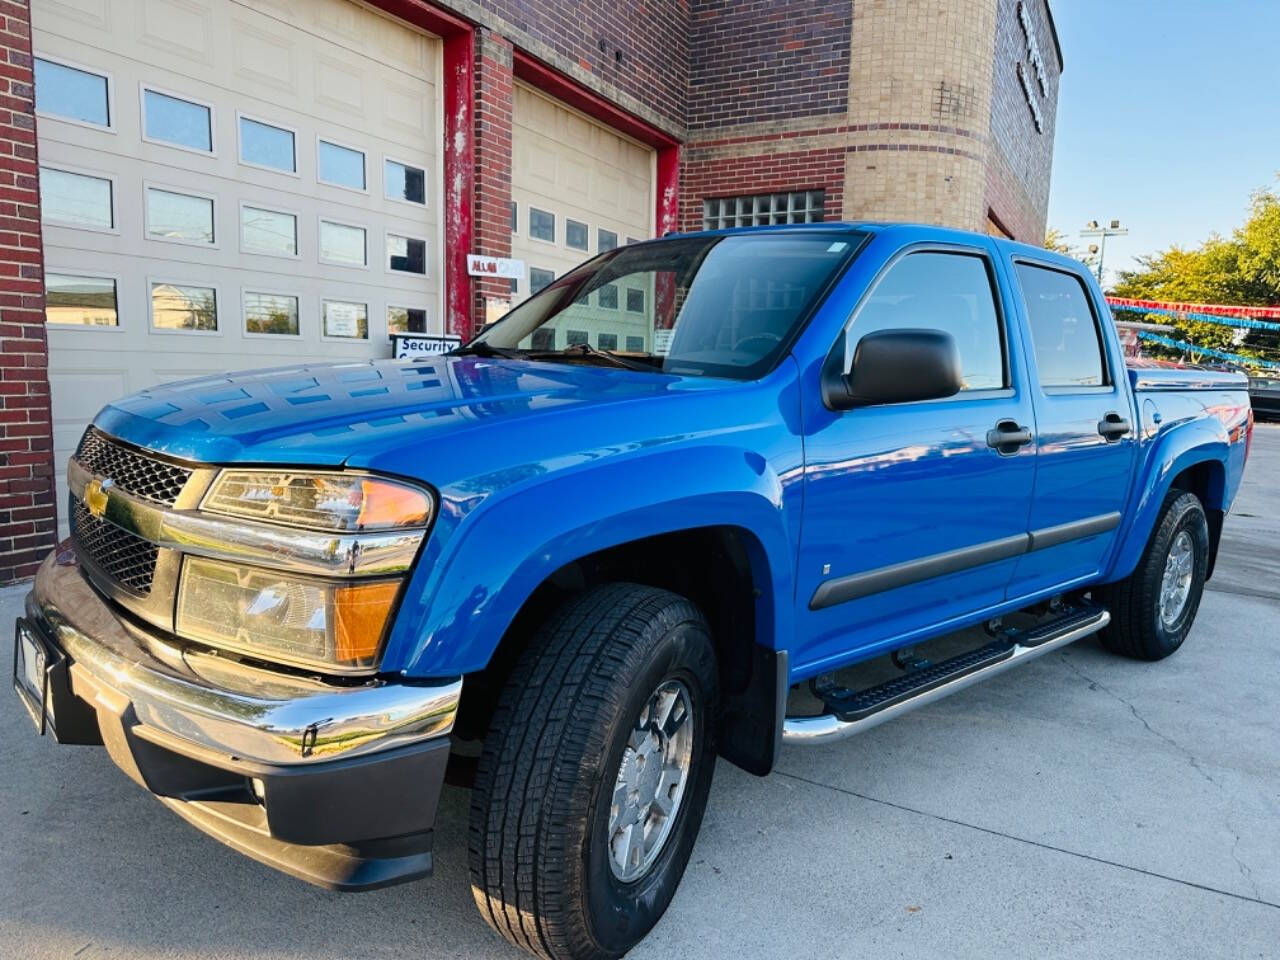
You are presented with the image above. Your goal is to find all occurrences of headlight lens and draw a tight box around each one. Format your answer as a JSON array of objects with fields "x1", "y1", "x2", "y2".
[
  {"x1": 203, "y1": 470, "x2": 432, "y2": 532},
  {"x1": 176, "y1": 557, "x2": 401, "y2": 671}
]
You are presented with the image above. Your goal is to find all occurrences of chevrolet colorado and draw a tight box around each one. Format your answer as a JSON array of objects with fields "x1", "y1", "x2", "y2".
[{"x1": 13, "y1": 223, "x2": 1252, "y2": 959}]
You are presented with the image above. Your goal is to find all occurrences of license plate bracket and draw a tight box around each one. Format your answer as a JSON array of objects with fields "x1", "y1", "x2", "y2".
[{"x1": 13, "y1": 617, "x2": 60, "y2": 735}]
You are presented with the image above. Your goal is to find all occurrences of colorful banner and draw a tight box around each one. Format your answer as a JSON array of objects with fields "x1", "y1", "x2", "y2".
[
  {"x1": 1108, "y1": 301, "x2": 1280, "y2": 333},
  {"x1": 1107, "y1": 296, "x2": 1280, "y2": 321},
  {"x1": 1136, "y1": 331, "x2": 1280, "y2": 370}
]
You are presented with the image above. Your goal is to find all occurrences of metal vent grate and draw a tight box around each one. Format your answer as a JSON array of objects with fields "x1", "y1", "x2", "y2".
[
  {"x1": 71, "y1": 498, "x2": 159, "y2": 595},
  {"x1": 74, "y1": 428, "x2": 192, "y2": 506}
]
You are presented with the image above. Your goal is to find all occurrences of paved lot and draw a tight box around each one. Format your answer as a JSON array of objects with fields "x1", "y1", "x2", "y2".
[{"x1": 2, "y1": 425, "x2": 1278, "y2": 960}]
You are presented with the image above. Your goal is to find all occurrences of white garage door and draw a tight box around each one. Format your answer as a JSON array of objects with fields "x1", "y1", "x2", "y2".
[
  {"x1": 31, "y1": 0, "x2": 443, "y2": 527},
  {"x1": 510, "y1": 82, "x2": 654, "y2": 350}
]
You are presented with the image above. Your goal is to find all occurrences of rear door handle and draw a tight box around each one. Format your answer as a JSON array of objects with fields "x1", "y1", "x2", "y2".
[
  {"x1": 1098, "y1": 412, "x2": 1131, "y2": 441},
  {"x1": 986, "y1": 419, "x2": 1033, "y2": 455}
]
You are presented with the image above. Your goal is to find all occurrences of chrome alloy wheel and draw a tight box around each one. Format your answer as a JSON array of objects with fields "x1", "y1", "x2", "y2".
[
  {"x1": 1159, "y1": 530, "x2": 1195, "y2": 628},
  {"x1": 607, "y1": 679, "x2": 694, "y2": 883}
]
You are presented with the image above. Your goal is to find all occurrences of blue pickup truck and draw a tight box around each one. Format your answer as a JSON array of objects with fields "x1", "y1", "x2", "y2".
[{"x1": 14, "y1": 223, "x2": 1252, "y2": 959}]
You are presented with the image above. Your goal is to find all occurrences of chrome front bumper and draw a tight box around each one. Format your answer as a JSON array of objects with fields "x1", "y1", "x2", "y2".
[
  {"x1": 19, "y1": 546, "x2": 463, "y2": 890},
  {"x1": 28, "y1": 545, "x2": 461, "y2": 767}
]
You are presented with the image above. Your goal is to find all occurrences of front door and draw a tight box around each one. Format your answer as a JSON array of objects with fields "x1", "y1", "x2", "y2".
[
  {"x1": 1005, "y1": 259, "x2": 1137, "y2": 598},
  {"x1": 794, "y1": 243, "x2": 1038, "y2": 677}
]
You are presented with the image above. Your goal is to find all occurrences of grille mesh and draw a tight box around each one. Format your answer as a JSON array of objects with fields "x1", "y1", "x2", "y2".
[
  {"x1": 71, "y1": 498, "x2": 158, "y2": 595},
  {"x1": 74, "y1": 429, "x2": 191, "y2": 506}
]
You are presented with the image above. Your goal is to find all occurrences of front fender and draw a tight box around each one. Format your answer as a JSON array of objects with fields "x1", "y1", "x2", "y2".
[
  {"x1": 381, "y1": 444, "x2": 799, "y2": 677},
  {"x1": 1106, "y1": 411, "x2": 1230, "y2": 583}
]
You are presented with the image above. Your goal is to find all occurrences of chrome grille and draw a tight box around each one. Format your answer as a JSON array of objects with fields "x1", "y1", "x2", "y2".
[
  {"x1": 71, "y1": 497, "x2": 158, "y2": 595},
  {"x1": 74, "y1": 428, "x2": 191, "y2": 506}
]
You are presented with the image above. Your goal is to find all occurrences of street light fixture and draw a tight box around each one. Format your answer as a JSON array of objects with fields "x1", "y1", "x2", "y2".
[{"x1": 1079, "y1": 219, "x2": 1128, "y2": 286}]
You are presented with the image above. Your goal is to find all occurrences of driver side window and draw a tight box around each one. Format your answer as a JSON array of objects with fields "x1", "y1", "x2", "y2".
[{"x1": 847, "y1": 251, "x2": 1006, "y2": 391}]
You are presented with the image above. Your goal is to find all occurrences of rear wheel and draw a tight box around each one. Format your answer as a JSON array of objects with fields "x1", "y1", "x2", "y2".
[
  {"x1": 469, "y1": 583, "x2": 719, "y2": 960},
  {"x1": 1098, "y1": 490, "x2": 1209, "y2": 661}
]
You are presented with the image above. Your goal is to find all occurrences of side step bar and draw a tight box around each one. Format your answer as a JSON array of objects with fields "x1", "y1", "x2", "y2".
[{"x1": 782, "y1": 606, "x2": 1110, "y2": 745}]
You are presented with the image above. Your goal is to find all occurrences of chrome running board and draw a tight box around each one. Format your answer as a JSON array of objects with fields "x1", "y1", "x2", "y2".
[{"x1": 782, "y1": 607, "x2": 1110, "y2": 745}]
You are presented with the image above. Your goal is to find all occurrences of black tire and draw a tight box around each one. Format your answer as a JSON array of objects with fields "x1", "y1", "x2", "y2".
[
  {"x1": 1098, "y1": 490, "x2": 1209, "y2": 661},
  {"x1": 468, "y1": 583, "x2": 719, "y2": 960}
]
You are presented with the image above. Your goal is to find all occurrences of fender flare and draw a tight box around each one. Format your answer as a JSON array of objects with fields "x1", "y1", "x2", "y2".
[
  {"x1": 1107, "y1": 416, "x2": 1229, "y2": 582},
  {"x1": 382, "y1": 444, "x2": 797, "y2": 677}
]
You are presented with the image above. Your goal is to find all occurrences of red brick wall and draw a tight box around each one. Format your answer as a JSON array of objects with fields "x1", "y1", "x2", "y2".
[
  {"x1": 688, "y1": 0, "x2": 851, "y2": 132},
  {"x1": 678, "y1": 141, "x2": 847, "y2": 233},
  {"x1": 472, "y1": 28, "x2": 514, "y2": 333},
  {"x1": 985, "y1": 0, "x2": 1061, "y2": 242},
  {"x1": 463, "y1": 0, "x2": 689, "y2": 131},
  {"x1": 0, "y1": 0, "x2": 56, "y2": 583}
]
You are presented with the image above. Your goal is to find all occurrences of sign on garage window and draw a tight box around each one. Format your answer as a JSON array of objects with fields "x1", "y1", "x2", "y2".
[{"x1": 323, "y1": 300, "x2": 368, "y2": 339}]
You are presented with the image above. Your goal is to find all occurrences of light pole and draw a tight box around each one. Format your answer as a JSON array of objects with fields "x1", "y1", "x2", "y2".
[{"x1": 1079, "y1": 219, "x2": 1128, "y2": 288}]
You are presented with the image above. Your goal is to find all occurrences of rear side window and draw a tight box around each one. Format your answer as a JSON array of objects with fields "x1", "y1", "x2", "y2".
[
  {"x1": 1015, "y1": 264, "x2": 1107, "y2": 388},
  {"x1": 848, "y1": 251, "x2": 1005, "y2": 391}
]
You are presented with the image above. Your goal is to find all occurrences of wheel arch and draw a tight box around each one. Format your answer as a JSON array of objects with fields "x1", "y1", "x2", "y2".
[
  {"x1": 453, "y1": 524, "x2": 788, "y2": 777},
  {"x1": 1108, "y1": 417, "x2": 1230, "y2": 584}
]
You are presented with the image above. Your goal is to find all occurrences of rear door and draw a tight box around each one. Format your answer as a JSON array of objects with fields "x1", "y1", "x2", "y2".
[
  {"x1": 1005, "y1": 258, "x2": 1137, "y2": 598},
  {"x1": 794, "y1": 241, "x2": 1038, "y2": 674}
]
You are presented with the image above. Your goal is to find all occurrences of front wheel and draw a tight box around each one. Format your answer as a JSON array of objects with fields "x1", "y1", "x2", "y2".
[
  {"x1": 1098, "y1": 490, "x2": 1209, "y2": 661},
  {"x1": 469, "y1": 583, "x2": 719, "y2": 960}
]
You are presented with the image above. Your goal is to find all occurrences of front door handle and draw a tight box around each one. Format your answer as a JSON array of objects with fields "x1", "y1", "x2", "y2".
[
  {"x1": 987, "y1": 419, "x2": 1033, "y2": 455},
  {"x1": 1098, "y1": 411, "x2": 1131, "y2": 441}
]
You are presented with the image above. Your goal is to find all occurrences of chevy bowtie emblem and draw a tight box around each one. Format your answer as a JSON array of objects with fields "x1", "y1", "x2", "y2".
[{"x1": 84, "y1": 477, "x2": 113, "y2": 519}]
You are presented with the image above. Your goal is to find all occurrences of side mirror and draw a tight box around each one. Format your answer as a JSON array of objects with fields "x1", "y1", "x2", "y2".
[{"x1": 825, "y1": 328, "x2": 962, "y2": 410}]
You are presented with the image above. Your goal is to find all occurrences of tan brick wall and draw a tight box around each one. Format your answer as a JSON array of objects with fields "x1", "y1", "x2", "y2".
[{"x1": 843, "y1": 0, "x2": 999, "y2": 230}]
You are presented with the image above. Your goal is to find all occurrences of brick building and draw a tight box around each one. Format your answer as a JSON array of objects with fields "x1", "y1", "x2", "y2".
[{"x1": 0, "y1": 0, "x2": 1061, "y2": 580}]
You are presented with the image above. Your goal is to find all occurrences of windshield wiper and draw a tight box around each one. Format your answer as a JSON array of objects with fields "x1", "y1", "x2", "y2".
[
  {"x1": 531, "y1": 342, "x2": 657, "y2": 372},
  {"x1": 451, "y1": 341, "x2": 525, "y2": 360}
]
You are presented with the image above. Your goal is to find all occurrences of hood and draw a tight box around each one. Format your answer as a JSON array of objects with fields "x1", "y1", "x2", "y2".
[{"x1": 94, "y1": 356, "x2": 731, "y2": 472}]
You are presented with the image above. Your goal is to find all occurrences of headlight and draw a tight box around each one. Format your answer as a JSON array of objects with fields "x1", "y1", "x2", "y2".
[
  {"x1": 177, "y1": 557, "x2": 401, "y2": 672},
  {"x1": 202, "y1": 470, "x2": 432, "y2": 532}
]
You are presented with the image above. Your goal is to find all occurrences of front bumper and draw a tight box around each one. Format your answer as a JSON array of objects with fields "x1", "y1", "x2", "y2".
[{"x1": 15, "y1": 546, "x2": 462, "y2": 891}]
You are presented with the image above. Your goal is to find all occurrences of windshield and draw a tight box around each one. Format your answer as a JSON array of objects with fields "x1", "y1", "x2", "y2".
[{"x1": 468, "y1": 231, "x2": 865, "y2": 380}]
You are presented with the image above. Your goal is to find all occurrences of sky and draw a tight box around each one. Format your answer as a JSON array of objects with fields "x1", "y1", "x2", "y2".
[{"x1": 1045, "y1": 0, "x2": 1280, "y2": 287}]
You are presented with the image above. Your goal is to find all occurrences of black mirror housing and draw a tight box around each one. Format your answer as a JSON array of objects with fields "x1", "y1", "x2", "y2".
[{"x1": 828, "y1": 328, "x2": 963, "y2": 410}]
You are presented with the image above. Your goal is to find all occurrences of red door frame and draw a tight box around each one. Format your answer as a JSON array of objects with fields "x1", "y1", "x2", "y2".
[{"x1": 368, "y1": 3, "x2": 683, "y2": 335}]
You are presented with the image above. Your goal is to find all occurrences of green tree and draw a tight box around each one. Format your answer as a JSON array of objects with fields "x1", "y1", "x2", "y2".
[{"x1": 1111, "y1": 184, "x2": 1280, "y2": 367}]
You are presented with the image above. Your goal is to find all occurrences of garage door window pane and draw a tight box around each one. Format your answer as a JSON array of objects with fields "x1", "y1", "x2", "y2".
[
  {"x1": 597, "y1": 332, "x2": 618, "y2": 350},
  {"x1": 34, "y1": 59, "x2": 109, "y2": 127},
  {"x1": 598, "y1": 229, "x2": 618, "y2": 252},
  {"x1": 40, "y1": 167, "x2": 113, "y2": 229},
  {"x1": 566, "y1": 219, "x2": 588, "y2": 251},
  {"x1": 387, "y1": 234, "x2": 427, "y2": 275},
  {"x1": 323, "y1": 300, "x2": 368, "y2": 339},
  {"x1": 152, "y1": 282, "x2": 216, "y2": 331},
  {"x1": 510, "y1": 202, "x2": 518, "y2": 233},
  {"x1": 385, "y1": 159, "x2": 425, "y2": 205},
  {"x1": 626, "y1": 335, "x2": 645, "y2": 352},
  {"x1": 143, "y1": 89, "x2": 212, "y2": 152},
  {"x1": 849, "y1": 252, "x2": 1004, "y2": 391},
  {"x1": 388, "y1": 306, "x2": 428, "y2": 334},
  {"x1": 530, "y1": 208, "x2": 555, "y2": 242},
  {"x1": 146, "y1": 188, "x2": 214, "y2": 244},
  {"x1": 318, "y1": 140, "x2": 365, "y2": 190},
  {"x1": 241, "y1": 206, "x2": 297, "y2": 256},
  {"x1": 245, "y1": 292, "x2": 299, "y2": 335},
  {"x1": 626, "y1": 288, "x2": 645, "y2": 314},
  {"x1": 1015, "y1": 264, "x2": 1107, "y2": 388},
  {"x1": 530, "y1": 268, "x2": 554, "y2": 294},
  {"x1": 45, "y1": 273, "x2": 117, "y2": 326},
  {"x1": 597, "y1": 283, "x2": 618, "y2": 309},
  {"x1": 240, "y1": 117, "x2": 295, "y2": 173},
  {"x1": 320, "y1": 221, "x2": 366, "y2": 266}
]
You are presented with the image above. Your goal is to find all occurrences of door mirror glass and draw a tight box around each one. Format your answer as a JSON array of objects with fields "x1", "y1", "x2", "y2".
[{"x1": 832, "y1": 328, "x2": 962, "y2": 409}]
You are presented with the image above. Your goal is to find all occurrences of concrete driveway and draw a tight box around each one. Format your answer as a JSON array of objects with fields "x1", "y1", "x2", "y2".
[{"x1": 2, "y1": 426, "x2": 1278, "y2": 959}]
